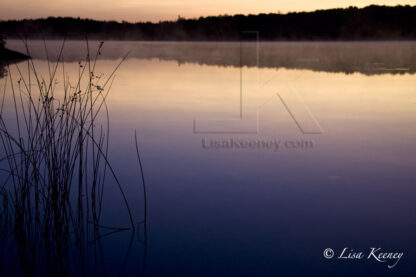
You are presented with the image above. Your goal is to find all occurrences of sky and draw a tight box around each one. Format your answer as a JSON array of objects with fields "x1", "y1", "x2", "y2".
[{"x1": 0, "y1": 0, "x2": 414, "y2": 22}]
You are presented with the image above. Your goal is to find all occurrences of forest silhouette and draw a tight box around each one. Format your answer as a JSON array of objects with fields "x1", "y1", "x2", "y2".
[{"x1": 0, "y1": 5, "x2": 415, "y2": 41}]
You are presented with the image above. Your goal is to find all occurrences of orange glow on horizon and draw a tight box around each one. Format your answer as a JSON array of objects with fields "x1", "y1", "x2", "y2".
[{"x1": 0, "y1": 0, "x2": 414, "y2": 22}]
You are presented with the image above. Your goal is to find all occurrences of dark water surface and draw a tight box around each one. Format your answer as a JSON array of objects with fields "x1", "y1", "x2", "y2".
[{"x1": 1, "y1": 40, "x2": 416, "y2": 276}]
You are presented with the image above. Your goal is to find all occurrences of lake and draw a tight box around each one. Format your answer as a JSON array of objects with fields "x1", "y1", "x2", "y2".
[{"x1": 1, "y1": 40, "x2": 416, "y2": 276}]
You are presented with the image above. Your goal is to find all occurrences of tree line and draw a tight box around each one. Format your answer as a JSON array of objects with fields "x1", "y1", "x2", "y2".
[{"x1": 0, "y1": 5, "x2": 415, "y2": 40}]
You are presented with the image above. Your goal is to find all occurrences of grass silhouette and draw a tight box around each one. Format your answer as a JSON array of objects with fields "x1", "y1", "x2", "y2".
[{"x1": 0, "y1": 40, "x2": 141, "y2": 276}]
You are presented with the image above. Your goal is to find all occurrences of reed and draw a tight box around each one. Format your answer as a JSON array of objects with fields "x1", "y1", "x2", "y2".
[{"x1": 0, "y1": 40, "x2": 136, "y2": 276}]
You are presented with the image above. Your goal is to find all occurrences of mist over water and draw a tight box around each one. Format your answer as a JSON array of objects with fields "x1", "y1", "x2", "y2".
[{"x1": 6, "y1": 40, "x2": 416, "y2": 75}]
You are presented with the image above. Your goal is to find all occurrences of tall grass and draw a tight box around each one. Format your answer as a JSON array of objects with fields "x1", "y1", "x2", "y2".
[{"x1": 0, "y1": 40, "x2": 138, "y2": 276}]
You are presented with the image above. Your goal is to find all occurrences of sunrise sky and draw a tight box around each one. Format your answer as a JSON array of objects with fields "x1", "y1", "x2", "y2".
[{"x1": 0, "y1": 0, "x2": 414, "y2": 22}]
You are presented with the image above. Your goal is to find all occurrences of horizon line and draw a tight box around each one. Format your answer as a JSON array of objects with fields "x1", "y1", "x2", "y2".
[{"x1": 1, "y1": 4, "x2": 414, "y2": 24}]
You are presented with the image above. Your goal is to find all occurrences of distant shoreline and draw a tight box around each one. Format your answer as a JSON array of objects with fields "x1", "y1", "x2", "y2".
[
  {"x1": 0, "y1": 45, "x2": 29, "y2": 77},
  {"x1": 0, "y1": 46, "x2": 29, "y2": 61},
  {"x1": 1, "y1": 5, "x2": 415, "y2": 41}
]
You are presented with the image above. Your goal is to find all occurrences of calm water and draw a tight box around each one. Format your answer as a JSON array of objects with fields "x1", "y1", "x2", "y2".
[{"x1": 2, "y1": 40, "x2": 416, "y2": 276}]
